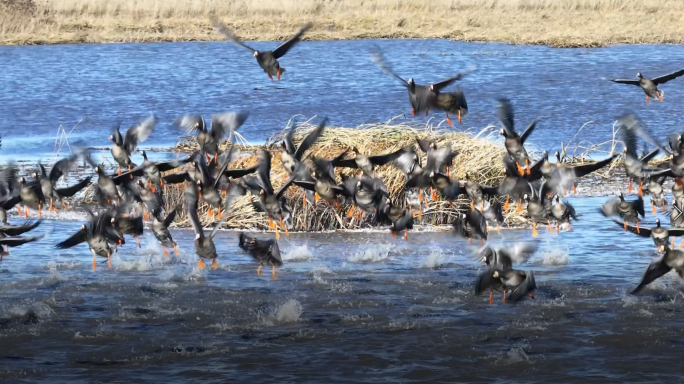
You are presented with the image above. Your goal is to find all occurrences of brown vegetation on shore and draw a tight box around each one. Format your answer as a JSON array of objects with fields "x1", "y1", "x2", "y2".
[{"x1": 2, "y1": 0, "x2": 684, "y2": 47}]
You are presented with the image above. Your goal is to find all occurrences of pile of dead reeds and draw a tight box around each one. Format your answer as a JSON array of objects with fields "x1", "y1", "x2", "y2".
[{"x1": 164, "y1": 121, "x2": 532, "y2": 231}]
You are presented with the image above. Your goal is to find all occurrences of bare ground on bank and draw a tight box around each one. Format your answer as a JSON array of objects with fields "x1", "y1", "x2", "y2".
[{"x1": 2, "y1": 0, "x2": 684, "y2": 47}]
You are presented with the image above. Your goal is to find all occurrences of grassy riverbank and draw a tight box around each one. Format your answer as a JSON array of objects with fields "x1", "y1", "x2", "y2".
[{"x1": 1, "y1": 0, "x2": 683, "y2": 47}]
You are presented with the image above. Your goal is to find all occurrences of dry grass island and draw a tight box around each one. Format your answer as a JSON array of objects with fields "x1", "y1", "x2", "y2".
[{"x1": 1, "y1": 0, "x2": 684, "y2": 47}]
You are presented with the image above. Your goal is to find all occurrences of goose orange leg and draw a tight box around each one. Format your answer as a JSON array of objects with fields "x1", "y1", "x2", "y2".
[
  {"x1": 135, "y1": 235, "x2": 141, "y2": 248},
  {"x1": 92, "y1": 254, "x2": 97, "y2": 271},
  {"x1": 446, "y1": 113, "x2": 452, "y2": 126},
  {"x1": 515, "y1": 162, "x2": 524, "y2": 176},
  {"x1": 503, "y1": 195, "x2": 510, "y2": 211},
  {"x1": 197, "y1": 258, "x2": 205, "y2": 269},
  {"x1": 628, "y1": 178, "x2": 633, "y2": 193},
  {"x1": 547, "y1": 219, "x2": 553, "y2": 233},
  {"x1": 49, "y1": 198, "x2": 53, "y2": 212},
  {"x1": 24, "y1": 206, "x2": 28, "y2": 218},
  {"x1": 458, "y1": 109, "x2": 462, "y2": 124},
  {"x1": 212, "y1": 259, "x2": 218, "y2": 270},
  {"x1": 404, "y1": 228, "x2": 408, "y2": 241},
  {"x1": 412, "y1": 108, "x2": 416, "y2": 116},
  {"x1": 272, "y1": 265, "x2": 277, "y2": 280},
  {"x1": 657, "y1": 91, "x2": 663, "y2": 102},
  {"x1": 258, "y1": 263, "x2": 263, "y2": 277},
  {"x1": 489, "y1": 290, "x2": 493, "y2": 304},
  {"x1": 276, "y1": 69, "x2": 281, "y2": 81},
  {"x1": 162, "y1": 246, "x2": 169, "y2": 257},
  {"x1": 646, "y1": 95, "x2": 650, "y2": 103},
  {"x1": 107, "y1": 253, "x2": 112, "y2": 269},
  {"x1": 503, "y1": 289, "x2": 507, "y2": 304},
  {"x1": 173, "y1": 244, "x2": 179, "y2": 255},
  {"x1": 638, "y1": 181, "x2": 644, "y2": 196},
  {"x1": 268, "y1": 74, "x2": 273, "y2": 81},
  {"x1": 525, "y1": 159, "x2": 530, "y2": 175},
  {"x1": 652, "y1": 201, "x2": 657, "y2": 215},
  {"x1": 532, "y1": 222, "x2": 538, "y2": 237},
  {"x1": 517, "y1": 199, "x2": 523, "y2": 212}
]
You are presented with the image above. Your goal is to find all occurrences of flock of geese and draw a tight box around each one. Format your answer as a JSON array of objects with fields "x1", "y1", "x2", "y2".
[{"x1": 2, "y1": 21, "x2": 684, "y2": 303}]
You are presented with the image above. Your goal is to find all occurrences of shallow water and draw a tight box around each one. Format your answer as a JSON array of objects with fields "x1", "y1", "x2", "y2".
[
  {"x1": 2, "y1": 195, "x2": 684, "y2": 382},
  {"x1": 1, "y1": 40, "x2": 684, "y2": 159}
]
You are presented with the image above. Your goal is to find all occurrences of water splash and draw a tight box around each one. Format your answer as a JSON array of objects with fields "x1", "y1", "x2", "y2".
[
  {"x1": 282, "y1": 245, "x2": 314, "y2": 262},
  {"x1": 422, "y1": 249, "x2": 446, "y2": 269},
  {"x1": 349, "y1": 244, "x2": 393, "y2": 263},
  {"x1": 538, "y1": 248, "x2": 569, "y2": 265},
  {"x1": 275, "y1": 299, "x2": 303, "y2": 323}
]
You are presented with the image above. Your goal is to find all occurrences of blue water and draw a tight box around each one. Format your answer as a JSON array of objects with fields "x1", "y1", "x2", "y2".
[
  {"x1": 2, "y1": 39, "x2": 684, "y2": 382},
  {"x1": 1, "y1": 40, "x2": 683, "y2": 159}
]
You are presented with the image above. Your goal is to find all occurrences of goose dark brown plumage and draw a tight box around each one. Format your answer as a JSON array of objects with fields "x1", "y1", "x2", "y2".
[
  {"x1": 214, "y1": 20, "x2": 312, "y2": 81},
  {"x1": 239, "y1": 233, "x2": 283, "y2": 280}
]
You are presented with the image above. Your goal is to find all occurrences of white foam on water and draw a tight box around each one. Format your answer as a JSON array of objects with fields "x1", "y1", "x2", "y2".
[
  {"x1": 422, "y1": 249, "x2": 446, "y2": 269},
  {"x1": 207, "y1": 323, "x2": 235, "y2": 332},
  {"x1": 275, "y1": 299, "x2": 303, "y2": 323},
  {"x1": 432, "y1": 296, "x2": 461, "y2": 305},
  {"x1": 503, "y1": 347, "x2": 532, "y2": 364},
  {"x1": 638, "y1": 309, "x2": 654, "y2": 317},
  {"x1": 621, "y1": 295, "x2": 640, "y2": 307},
  {"x1": 46, "y1": 260, "x2": 81, "y2": 270},
  {"x1": 349, "y1": 244, "x2": 393, "y2": 263},
  {"x1": 159, "y1": 265, "x2": 206, "y2": 282},
  {"x1": 282, "y1": 245, "x2": 314, "y2": 262},
  {"x1": 5, "y1": 302, "x2": 55, "y2": 319},
  {"x1": 311, "y1": 265, "x2": 334, "y2": 275},
  {"x1": 538, "y1": 248, "x2": 569, "y2": 266}
]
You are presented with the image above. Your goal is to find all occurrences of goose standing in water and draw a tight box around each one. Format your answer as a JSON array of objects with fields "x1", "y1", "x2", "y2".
[
  {"x1": 476, "y1": 268, "x2": 536, "y2": 304},
  {"x1": 185, "y1": 182, "x2": 229, "y2": 270},
  {"x1": 239, "y1": 233, "x2": 283, "y2": 280},
  {"x1": 56, "y1": 210, "x2": 120, "y2": 270},
  {"x1": 18, "y1": 177, "x2": 46, "y2": 219}
]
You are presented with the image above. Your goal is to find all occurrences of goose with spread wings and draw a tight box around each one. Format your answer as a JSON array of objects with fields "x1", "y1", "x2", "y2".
[
  {"x1": 497, "y1": 98, "x2": 538, "y2": 176},
  {"x1": 56, "y1": 210, "x2": 121, "y2": 270},
  {"x1": 213, "y1": 20, "x2": 312, "y2": 81},
  {"x1": 176, "y1": 111, "x2": 249, "y2": 163},
  {"x1": 109, "y1": 116, "x2": 157, "y2": 175},
  {"x1": 371, "y1": 49, "x2": 469, "y2": 125},
  {"x1": 34, "y1": 154, "x2": 91, "y2": 212},
  {"x1": 611, "y1": 69, "x2": 684, "y2": 103},
  {"x1": 254, "y1": 149, "x2": 297, "y2": 239}
]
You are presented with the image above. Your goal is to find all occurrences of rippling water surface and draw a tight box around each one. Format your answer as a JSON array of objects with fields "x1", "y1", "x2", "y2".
[
  {"x1": 2, "y1": 39, "x2": 684, "y2": 382},
  {"x1": 2, "y1": 195, "x2": 684, "y2": 382},
  {"x1": 1, "y1": 40, "x2": 684, "y2": 159}
]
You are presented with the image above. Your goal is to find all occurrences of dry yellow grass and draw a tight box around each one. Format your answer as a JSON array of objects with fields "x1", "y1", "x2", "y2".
[
  {"x1": 2, "y1": 0, "x2": 684, "y2": 46},
  {"x1": 158, "y1": 121, "x2": 531, "y2": 232}
]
